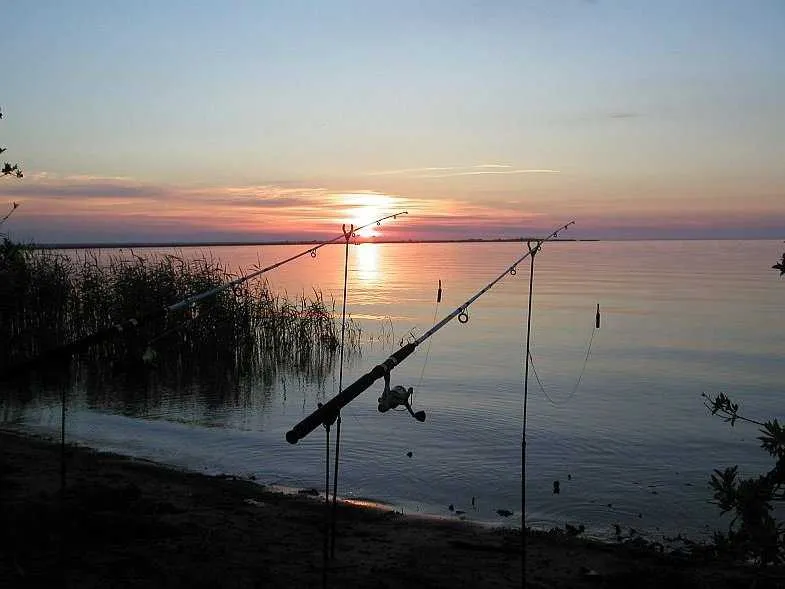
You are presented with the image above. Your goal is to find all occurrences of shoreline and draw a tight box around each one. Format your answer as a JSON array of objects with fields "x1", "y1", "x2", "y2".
[
  {"x1": 1, "y1": 423, "x2": 677, "y2": 543},
  {"x1": 2, "y1": 430, "x2": 782, "y2": 588},
  {"x1": 1, "y1": 422, "x2": 718, "y2": 545}
]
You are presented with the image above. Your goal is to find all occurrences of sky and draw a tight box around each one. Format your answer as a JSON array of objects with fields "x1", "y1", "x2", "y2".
[{"x1": 1, "y1": 0, "x2": 783, "y2": 243}]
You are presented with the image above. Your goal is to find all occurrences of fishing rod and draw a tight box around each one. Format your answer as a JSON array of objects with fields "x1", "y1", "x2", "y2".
[
  {"x1": 285, "y1": 221, "x2": 574, "y2": 444},
  {"x1": 0, "y1": 211, "x2": 408, "y2": 382}
]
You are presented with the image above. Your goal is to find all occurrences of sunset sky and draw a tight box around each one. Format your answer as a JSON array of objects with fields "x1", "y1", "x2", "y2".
[{"x1": 1, "y1": 0, "x2": 783, "y2": 243}]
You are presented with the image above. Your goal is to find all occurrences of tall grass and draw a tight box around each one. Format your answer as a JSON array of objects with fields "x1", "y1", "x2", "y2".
[{"x1": 1, "y1": 239, "x2": 359, "y2": 387}]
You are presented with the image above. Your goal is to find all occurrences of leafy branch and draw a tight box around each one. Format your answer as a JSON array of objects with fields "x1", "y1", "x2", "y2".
[
  {"x1": 702, "y1": 392, "x2": 766, "y2": 428},
  {"x1": 1, "y1": 107, "x2": 23, "y2": 179}
]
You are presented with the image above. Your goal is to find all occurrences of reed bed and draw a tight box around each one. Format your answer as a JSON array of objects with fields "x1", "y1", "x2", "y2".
[{"x1": 0, "y1": 240, "x2": 359, "y2": 388}]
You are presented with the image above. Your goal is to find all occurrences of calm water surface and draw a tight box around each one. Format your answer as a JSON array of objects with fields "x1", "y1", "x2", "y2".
[{"x1": 3, "y1": 240, "x2": 784, "y2": 542}]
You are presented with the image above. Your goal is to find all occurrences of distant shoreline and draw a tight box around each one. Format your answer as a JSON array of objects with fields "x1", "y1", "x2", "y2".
[
  {"x1": 33, "y1": 237, "x2": 594, "y2": 250},
  {"x1": 20, "y1": 236, "x2": 783, "y2": 250}
]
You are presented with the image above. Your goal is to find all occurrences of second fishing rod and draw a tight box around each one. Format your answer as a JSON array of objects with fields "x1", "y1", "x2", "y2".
[
  {"x1": 0, "y1": 211, "x2": 408, "y2": 382},
  {"x1": 285, "y1": 221, "x2": 575, "y2": 444}
]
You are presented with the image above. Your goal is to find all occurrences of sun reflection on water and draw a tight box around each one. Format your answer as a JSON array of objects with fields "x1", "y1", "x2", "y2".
[{"x1": 353, "y1": 242, "x2": 380, "y2": 286}]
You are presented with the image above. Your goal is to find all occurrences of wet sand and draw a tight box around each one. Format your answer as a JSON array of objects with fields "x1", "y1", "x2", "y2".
[{"x1": 1, "y1": 430, "x2": 781, "y2": 588}]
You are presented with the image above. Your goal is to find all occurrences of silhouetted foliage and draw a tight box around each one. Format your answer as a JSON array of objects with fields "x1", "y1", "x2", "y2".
[
  {"x1": 0, "y1": 107, "x2": 23, "y2": 179},
  {"x1": 774, "y1": 251, "x2": 785, "y2": 276},
  {"x1": 702, "y1": 252, "x2": 785, "y2": 564},
  {"x1": 1, "y1": 107, "x2": 22, "y2": 239}
]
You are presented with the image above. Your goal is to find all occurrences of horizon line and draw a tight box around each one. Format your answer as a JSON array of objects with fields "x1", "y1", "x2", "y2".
[{"x1": 19, "y1": 235, "x2": 783, "y2": 250}]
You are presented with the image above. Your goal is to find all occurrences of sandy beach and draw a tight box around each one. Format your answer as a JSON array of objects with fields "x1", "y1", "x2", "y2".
[{"x1": 1, "y1": 430, "x2": 782, "y2": 588}]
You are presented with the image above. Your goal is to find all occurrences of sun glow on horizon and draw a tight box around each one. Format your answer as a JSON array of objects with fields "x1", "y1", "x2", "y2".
[{"x1": 337, "y1": 192, "x2": 402, "y2": 237}]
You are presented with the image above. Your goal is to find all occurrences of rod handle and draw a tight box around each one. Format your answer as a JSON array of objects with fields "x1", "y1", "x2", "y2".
[{"x1": 286, "y1": 343, "x2": 417, "y2": 444}]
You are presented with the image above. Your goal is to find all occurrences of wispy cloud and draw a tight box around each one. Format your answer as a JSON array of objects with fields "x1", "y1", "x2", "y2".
[
  {"x1": 366, "y1": 166, "x2": 463, "y2": 176},
  {"x1": 366, "y1": 164, "x2": 560, "y2": 179},
  {"x1": 417, "y1": 169, "x2": 560, "y2": 179},
  {"x1": 559, "y1": 111, "x2": 644, "y2": 125},
  {"x1": 2, "y1": 180, "x2": 161, "y2": 200},
  {"x1": 608, "y1": 112, "x2": 640, "y2": 120}
]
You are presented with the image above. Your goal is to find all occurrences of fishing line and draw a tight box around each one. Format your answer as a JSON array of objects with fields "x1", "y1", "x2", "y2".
[
  {"x1": 0, "y1": 212, "x2": 409, "y2": 382},
  {"x1": 415, "y1": 280, "x2": 442, "y2": 393},
  {"x1": 526, "y1": 306, "x2": 600, "y2": 406}
]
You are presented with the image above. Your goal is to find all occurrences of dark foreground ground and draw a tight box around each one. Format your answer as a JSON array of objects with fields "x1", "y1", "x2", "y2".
[{"x1": 1, "y1": 430, "x2": 782, "y2": 588}]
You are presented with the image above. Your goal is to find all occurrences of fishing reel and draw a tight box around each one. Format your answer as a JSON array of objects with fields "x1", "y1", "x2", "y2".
[{"x1": 378, "y1": 371, "x2": 426, "y2": 422}]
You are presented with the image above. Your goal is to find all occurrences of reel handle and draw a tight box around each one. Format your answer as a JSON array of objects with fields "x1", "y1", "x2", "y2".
[{"x1": 403, "y1": 400, "x2": 426, "y2": 422}]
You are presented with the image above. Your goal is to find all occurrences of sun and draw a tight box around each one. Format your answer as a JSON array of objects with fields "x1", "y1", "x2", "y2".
[{"x1": 338, "y1": 192, "x2": 398, "y2": 238}]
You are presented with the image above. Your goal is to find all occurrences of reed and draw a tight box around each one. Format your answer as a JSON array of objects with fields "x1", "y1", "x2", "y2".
[{"x1": 0, "y1": 241, "x2": 359, "y2": 388}]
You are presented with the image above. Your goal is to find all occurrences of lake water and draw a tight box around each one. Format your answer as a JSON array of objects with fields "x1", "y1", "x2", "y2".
[{"x1": 3, "y1": 239, "x2": 784, "y2": 543}]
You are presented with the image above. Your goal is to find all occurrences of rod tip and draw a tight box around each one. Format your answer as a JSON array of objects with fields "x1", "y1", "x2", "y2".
[{"x1": 285, "y1": 430, "x2": 299, "y2": 444}]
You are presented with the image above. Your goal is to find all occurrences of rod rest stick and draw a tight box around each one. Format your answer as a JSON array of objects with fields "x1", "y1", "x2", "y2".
[{"x1": 286, "y1": 342, "x2": 418, "y2": 444}]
